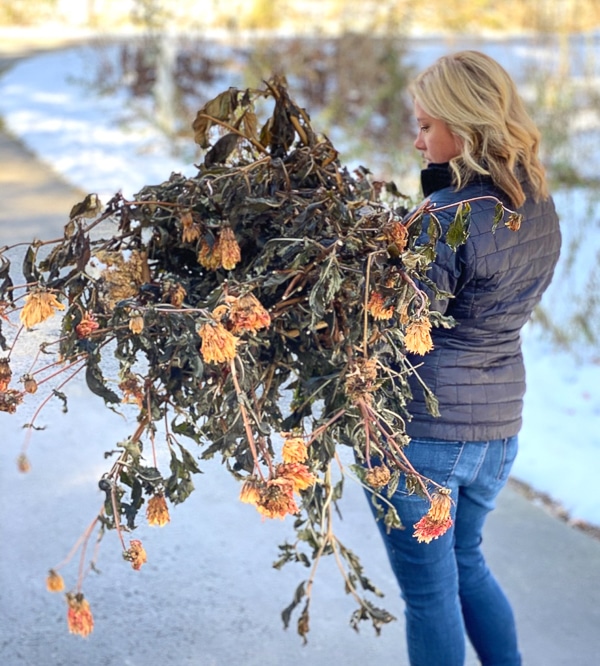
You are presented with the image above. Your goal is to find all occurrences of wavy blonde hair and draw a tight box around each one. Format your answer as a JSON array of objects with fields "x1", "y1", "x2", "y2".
[{"x1": 409, "y1": 50, "x2": 549, "y2": 207}]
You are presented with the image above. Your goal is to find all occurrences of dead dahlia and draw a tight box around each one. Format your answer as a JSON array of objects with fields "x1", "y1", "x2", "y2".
[
  {"x1": 22, "y1": 374, "x2": 38, "y2": 394},
  {"x1": 20, "y1": 290, "x2": 65, "y2": 329},
  {"x1": 365, "y1": 464, "x2": 391, "y2": 489},
  {"x1": 367, "y1": 291, "x2": 394, "y2": 320},
  {"x1": 164, "y1": 282, "x2": 187, "y2": 307},
  {"x1": 119, "y1": 374, "x2": 144, "y2": 408},
  {"x1": 180, "y1": 210, "x2": 201, "y2": 243},
  {"x1": 66, "y1": 593, "x2": 94, "y2": 637},
  {"x1": 404, "y1": 316, "x2": 434, "y2": 355},
  {"x1": 218, "y1": 227, "x2": 241, "y2": 270},
  {"x1": 146, "y1": 493, "x2": 170, "y2": 527},
  {"x1": 124, "y1": 539, "x2": 147, "y2": 571},
  {"x1": 276, "y1": 463, "x2": 317, "y2": 492},
  {"x1": 75, "y1": 311, "x2": 99, "y2": 339},
  {"x1": 256, "y1": 478, "x2": 299, "y2": 519},
  {"x1": 239, "y1": 477, "x2": 263, "y2": 505},
  {"x1": 198, "y1": 322, "x2": 238, "y2": 364},
  {"x1": 198, "y1": 237, "x2": 222, "y2": 271},
  {"x1": 383, "y1": 220, "x2": 409, "y2": 253},
  {"x1": 0, "y1": 389, "x2": 24, "y2": 414},
  {"x1": 128, "y1": 314, "x2": 144, "y2": 334},
  {"x1": 413, "y1": 488, "x2": 454, "y2": 544},
  {"x1": 46, "y1": 569, "x2": 65, "y2": 592},
  {"x1": 17, "y1": 453, "x2": 31, "y2": 473},
  {"x1": 282, "y1": 436, "x2": 308, "y2": 464},
  {"x1": 228, "y1": 293, "x2": 271, "y2": 334}
]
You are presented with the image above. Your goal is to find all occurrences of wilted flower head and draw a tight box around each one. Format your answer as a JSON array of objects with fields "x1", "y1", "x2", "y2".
[
  {"x1": 383, "y1": 220, "x2": 409, "y2": 254},
  {"x1": 17, "y1": 453, "x2": 31, "y2": 473},
  {"x1": 239, "y1": 477, "x2": 263, "y2": 505},
  {"x1": 404, "y1": 316, "x2": 434, "y2": 355},
  {"x1": 163, "y1": 282, "x2": 187, "y2": 307},
  {"x1": 255, "y1": 477, "x2": 299, "y2": 519},
  {"x1": 367, "y1": 291, "x2": 394, "y2": 320},
  {"x1": 128, "y1": 314, "x2": 144, "y2": 334},
  {"x1": 124, "y1": 539, "x2": 147, "y2": 571},
  {"x1": 198, "y1": 236, "x2": 222, "y2": 271},
  {"x1": 146, "y1": 493, "x2": 170, "y2": 527},
  {"x1": 0, "y1": 389, "x2": 24, "y2": 414},
  {"x1": 119, "y1": 372, "x2": 144, "y2": 408},
  {"x1": 180, "y1": 210, "x2": 201, "y2": 243},
  {"x1": 75, "y1": 311, "x2": 99, "y2": 339},
  {"x1": 20, "y1": 290, "x2": 65, "y2": 329},
  {"x1": 413, "y1": 488, "x2": 454, "y2": 544},
  {"x1": 276, "y1": 463, "x2": 317, "y2": 493},
  {"x1": 66, "y1": 592, "x2": 94, "y2": 637},
  {"x1": 198, "y1": 321, "x2": 238, "y2": 364},
  {"x1": 95, "y1": 250, "x2": 147, "y2": 307},
  {"x1": 365, "y1": 464, "x2": 391, "y2": 489},
  {"x1": 46, "y1": 569, "x2": 65, "y2": 592},
  {"x1": 23, "y1": 373, "x2": 39, "y2": 394},
  {"x1": 227, "y1": 293, "x2": 271, "y2": 334},
  {"x1": 344, "y1": 357, "x2": 379, "y2": 402},
  {"x1": 218, "y1": 227, "x2": 241, "y2": 270},
  {"x1": 506, "y1": 212, "x2": 522, "y2": 232},
  {"x1": 282, "y1": 435, "x2": 308, "y2": 464}
]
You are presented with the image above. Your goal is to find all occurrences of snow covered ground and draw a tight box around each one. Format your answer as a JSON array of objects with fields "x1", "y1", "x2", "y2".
[{"x1": 0, "y1": 36, "x2": 598, "y2": 532}]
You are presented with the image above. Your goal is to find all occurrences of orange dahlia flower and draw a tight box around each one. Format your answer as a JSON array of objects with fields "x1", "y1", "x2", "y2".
[
  {"x1": 20, "y1": 291, "x2": 65, "y2": 329},
  {"x1": 404, "y1": 316, "x2": 434, "y2": 355},
  {"x1": 66, "y1": 592, "x2": 94, "y2": 637},
  {"x1": 198, "y1": 322, "x2": 238, "y2": 364}
]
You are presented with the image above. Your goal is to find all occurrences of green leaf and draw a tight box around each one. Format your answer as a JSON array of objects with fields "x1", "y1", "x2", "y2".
[
  {"x1": 446, "y1": 202, "x2": 471, "y2": 251},
  {"x1": 492, "y1": 201, "x2": 504, "y2": 232}
]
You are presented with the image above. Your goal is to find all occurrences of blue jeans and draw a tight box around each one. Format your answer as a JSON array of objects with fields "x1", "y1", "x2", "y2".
[{"x1": 368, "y1": 437, "x2": 521, "y2": 666}]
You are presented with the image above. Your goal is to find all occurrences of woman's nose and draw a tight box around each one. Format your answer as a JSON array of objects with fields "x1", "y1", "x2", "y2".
[{"x1": 414, "y1": 133, "x2": 425, "y2": 151}]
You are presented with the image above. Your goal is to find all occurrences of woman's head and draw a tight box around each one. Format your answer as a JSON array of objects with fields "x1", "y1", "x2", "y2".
[{"x1": 409, "y1": 50, "x2": 548, "y2": 206}]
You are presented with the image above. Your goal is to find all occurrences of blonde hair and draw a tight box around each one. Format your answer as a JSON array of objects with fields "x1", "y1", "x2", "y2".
[{"x1": 409, "y1": 50, "x2": 549, "y2": 207}]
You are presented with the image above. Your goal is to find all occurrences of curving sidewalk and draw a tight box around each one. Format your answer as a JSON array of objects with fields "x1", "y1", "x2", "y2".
[{"x1": 1, "y1": 33, "x2": 600, "y2": 666}]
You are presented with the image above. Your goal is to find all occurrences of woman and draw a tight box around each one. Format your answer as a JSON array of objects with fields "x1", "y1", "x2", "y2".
[{"x1": 373, "y1": 51, "x2": 561, "y2": 665}]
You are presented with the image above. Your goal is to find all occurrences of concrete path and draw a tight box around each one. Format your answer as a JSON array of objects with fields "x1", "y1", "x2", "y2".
[{"x1": 1, "y1": 32, "x2": 600, "y2": 666}]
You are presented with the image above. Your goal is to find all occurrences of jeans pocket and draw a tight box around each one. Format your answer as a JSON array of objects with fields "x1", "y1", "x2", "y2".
[{"x1": 495, "y1": 436, "x2": 519, "y2": 482}]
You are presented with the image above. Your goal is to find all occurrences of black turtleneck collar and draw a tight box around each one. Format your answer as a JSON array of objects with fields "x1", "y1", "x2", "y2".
[{"x1": 420, "y1": 162, "x2": 454, "y2": 198}]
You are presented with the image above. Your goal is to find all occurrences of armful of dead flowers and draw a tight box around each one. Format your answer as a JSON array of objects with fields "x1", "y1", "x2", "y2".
[{"x1": 0, "y1": 78, "x2": 522, "y2": 641}]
